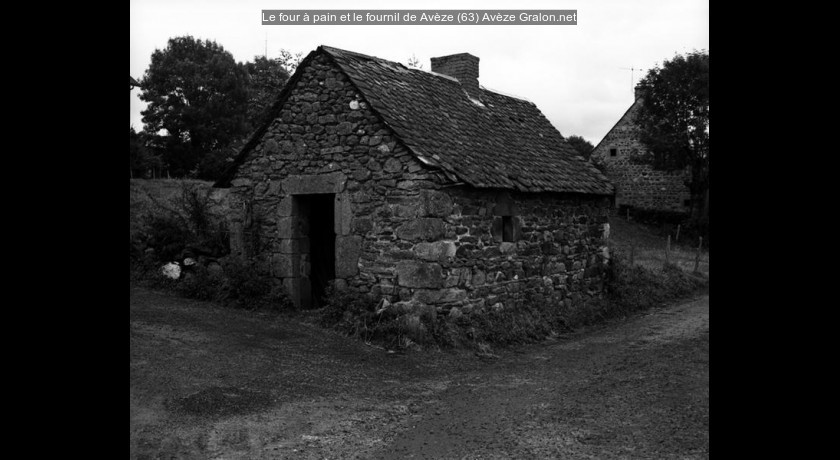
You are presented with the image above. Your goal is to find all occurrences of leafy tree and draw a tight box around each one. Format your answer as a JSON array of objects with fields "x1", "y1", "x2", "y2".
[
  {"x1": 139, "y1": 36, "x2": 250, "y2": 178},
  {"x1": 566, "y1": 135, "x2": 595, "y2": 159},
  {"x1": 243, "y1": 56, "x2": 292, "y2": 131},
  {"x1": 635, "y1": 50, "x2": 709, "y2": 223},
  {"x1": 276, "y1": 49, "x2": 303, "y2": 75},
  {"x1": 206, "y1": 50, "x2": 300, "y2": 179},
  {"x1": 129, "y1": 127, "x2": 163, "y2": 178}
]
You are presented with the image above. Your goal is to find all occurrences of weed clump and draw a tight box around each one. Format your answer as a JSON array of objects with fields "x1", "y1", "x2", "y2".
[
  {"x1": 319, "y1": 288, "x2": 404, "y2": 349},
  {"x1": 319, "y1": 288, "x2": 463, "y2": 350},
  {"x1": 604, "y1": 257, "x2": 706, "y2": 312},
  {"x1": 219, "y1": 258, "x2": 293, "y2": 311}
]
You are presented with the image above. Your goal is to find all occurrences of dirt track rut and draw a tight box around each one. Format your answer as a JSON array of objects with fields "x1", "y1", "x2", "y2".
[{"x1": 130, "y1": 288, "x2": 709, "y2": 459}]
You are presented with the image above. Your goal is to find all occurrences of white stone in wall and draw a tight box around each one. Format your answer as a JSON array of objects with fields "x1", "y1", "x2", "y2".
[{"x1": 161, "y1": 262, "x2": 181, "y2": 279}]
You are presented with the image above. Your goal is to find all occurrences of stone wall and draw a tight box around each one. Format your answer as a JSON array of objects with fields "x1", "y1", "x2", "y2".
[
  {"x1": 372, "y1": 188, "x2": 612, "y2": 317},
  {"x1": 227, "y1": 52, "x2": 611, "y2": 314},
  {"x1": 591, "y1": 100, "x2": 691, "y2": 213}
]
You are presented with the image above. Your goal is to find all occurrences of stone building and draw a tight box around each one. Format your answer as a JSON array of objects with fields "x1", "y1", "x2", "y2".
[
  {"x1": 215, "y1": 46, "x2": 614, "y2": 313},
  {"x1": 591, "y1": 87, "x2": 691, "y2": 213}
]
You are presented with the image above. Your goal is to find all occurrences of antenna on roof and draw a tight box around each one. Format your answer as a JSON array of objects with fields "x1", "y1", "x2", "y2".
[{"x1": 620, "y1": 66, "x2": 645, "y2": 94}]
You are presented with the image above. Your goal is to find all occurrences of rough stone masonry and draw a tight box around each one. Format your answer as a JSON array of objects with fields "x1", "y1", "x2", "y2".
[
  {"x1": 222, "y1": 48, "x2": 612, "y2": 319},
  {"x1": 591, "y1": 89, "x2": 691, "y2": 214}
]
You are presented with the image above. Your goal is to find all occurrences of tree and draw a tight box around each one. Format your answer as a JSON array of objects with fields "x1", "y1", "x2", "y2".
[
  {"x1": 276, "y1": 49, "x2": 303, "y2": 75},
  {"x1": 199, "y1": 50, "x2": 300, "y2": 180},
  {"x1": 243, "y1": 56, "x2": 292, "y2": 131},
  {"x1": 635, "y1": 50, "x2": 709, "y2": 223},
  {"x1": 242, "y1": 50, "x2": 302, "y2": 130},
  {"x1": 566, "y1": 135, "x2": 595, "y2": 159},
  {"x1": 139, "y1": 36, "x2": 250, "y2": 178},
  {"x1": 130, "y1": 127, "x2": 163, "y2": 178}
]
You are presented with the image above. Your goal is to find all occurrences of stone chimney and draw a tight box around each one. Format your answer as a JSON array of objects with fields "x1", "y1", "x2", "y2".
[
  {"x1": 634, "y1": 84, "x2": 645, "y2": 101},
  {"x1": 431, "y1": 53, "x2": 480, "y2": 99}
]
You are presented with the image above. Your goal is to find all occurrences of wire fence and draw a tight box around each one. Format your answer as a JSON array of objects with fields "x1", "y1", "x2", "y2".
[{"x1": 609, "y1": 222, "x2": 709, "y2": 276}]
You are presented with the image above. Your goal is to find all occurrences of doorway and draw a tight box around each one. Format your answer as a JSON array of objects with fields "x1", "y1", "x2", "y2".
[{"x1": 296, "y1": 194, "x2": 335, "y2": 308}]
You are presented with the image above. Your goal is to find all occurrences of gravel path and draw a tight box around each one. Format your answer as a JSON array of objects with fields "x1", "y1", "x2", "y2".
[{"x1": 130, "y1": 287, "x2": 708, "y2": 459}]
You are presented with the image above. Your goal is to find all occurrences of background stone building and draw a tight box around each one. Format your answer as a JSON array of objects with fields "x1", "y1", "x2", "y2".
[
  {"x1": 591, "y1": 87, "x2": 691, "y2": 214},
  {"x1": 215, "y1": 46, "x2": 614, "y2": 314}
]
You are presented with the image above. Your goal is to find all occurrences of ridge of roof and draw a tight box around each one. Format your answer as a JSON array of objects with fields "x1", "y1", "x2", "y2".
[
  {"x1": 418, "y1": 69, "x2": 460, "y2": 83},
  {"x1": 478, "y1": 85, "x2": 534, "y2": 104}
]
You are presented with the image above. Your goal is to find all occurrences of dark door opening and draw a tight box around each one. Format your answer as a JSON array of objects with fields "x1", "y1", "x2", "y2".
[{"x1": 298, "y1": 194, "x2": 335, "y2": 308}]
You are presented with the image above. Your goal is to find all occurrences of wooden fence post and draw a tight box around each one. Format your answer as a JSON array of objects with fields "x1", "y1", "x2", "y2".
[
  {"x1": 693, "y1": 236, "x2": 703, "y2": 272},
  {"x1": 675, "y1": 224, "x2": 681, "y2": 242},
  {"x1": 665, "y1": 235, "x2": 671, "y2": 266}
]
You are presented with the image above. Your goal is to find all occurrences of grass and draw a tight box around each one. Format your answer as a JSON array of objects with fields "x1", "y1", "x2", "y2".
[{"x1": 609, "y1": 215, "x2": 710, "y2": 276}]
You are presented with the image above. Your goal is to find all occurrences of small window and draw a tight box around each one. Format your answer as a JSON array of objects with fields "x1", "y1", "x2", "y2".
[
  {"x1": 609, "y1": 148, "x2": 617, "y2": 157},
  {"x1": 502, "y1": 216, "x2": 514, "y2": 242}
]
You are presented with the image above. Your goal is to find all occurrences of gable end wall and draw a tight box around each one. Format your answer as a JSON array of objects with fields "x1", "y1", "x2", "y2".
[{"x1": 592, "y1": 101, "x2": 691, "y2": 213}]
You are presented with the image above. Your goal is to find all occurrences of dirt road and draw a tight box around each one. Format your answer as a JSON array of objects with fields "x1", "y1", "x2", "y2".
[{"x1": 130, "y1": 287, "x2": 708, "y2": 459}]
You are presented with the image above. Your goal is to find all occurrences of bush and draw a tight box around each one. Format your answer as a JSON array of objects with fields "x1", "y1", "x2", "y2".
[
  {"x1": 319, "y1": 286, "x2": 374, "y2": 327},
  {"x1": 147, "y1": 216, "x2": 191, "y2": 260},
  {"x1": 461, "y1": 295, "x2": 567, "y2": 347},
  {"x1": 180, "y1": 184, "x2": 212, "y2": 237},
  {"x1": 319, "y1": 287, "x2": 399, "y2": 343},
  {"x1": 319, "y1": 287, "x2": 455, "y2": 350},
  {"x1": 419, "y1": 313, "x2": 460, "y2": 348},
  {"x1": 130, "y1": 182, "x2": 293, "y2": 313},
  {"x1": 130, "y1": 182, "x2": 230, "y2": 274},
  {"x1": 176, "y1": 264, "x2": 223, "y2": 301},
  {"x1": 601, "y1": 256, "x2": 706, "y2": 316},
  {"x1": 219, "y1": 258, "x2": 293, "y2": 311}
]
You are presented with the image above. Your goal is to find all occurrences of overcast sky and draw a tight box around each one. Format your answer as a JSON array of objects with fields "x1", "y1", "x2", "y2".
[{"x1": 129, "y1": 0, "x2": 708, "y2": 146}]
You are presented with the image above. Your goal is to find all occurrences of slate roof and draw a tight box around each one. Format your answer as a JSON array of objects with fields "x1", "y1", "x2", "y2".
[{"x1": 217, "y1": 46, "x2": 613, "y2": 195}]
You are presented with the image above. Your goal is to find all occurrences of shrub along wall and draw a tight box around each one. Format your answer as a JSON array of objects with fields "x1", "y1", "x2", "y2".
[{"x1": 130, "y1": 179, "x2": 231, "y2": 265}]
